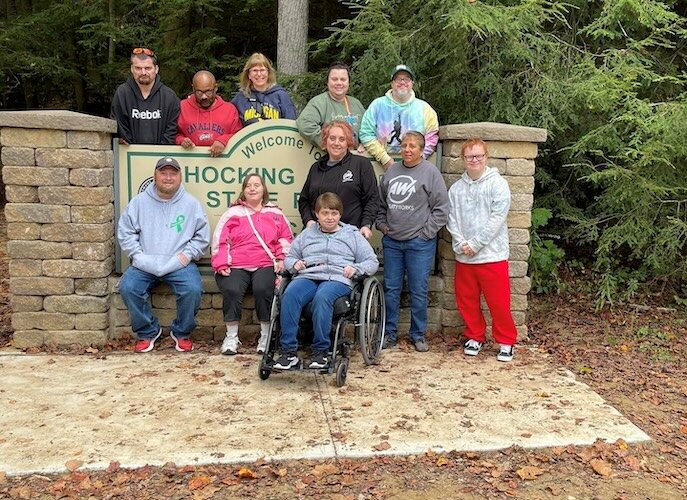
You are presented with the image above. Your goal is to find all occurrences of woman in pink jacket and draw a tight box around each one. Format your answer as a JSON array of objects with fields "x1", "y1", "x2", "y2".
[{"x1": 211, "y1": 174, "x2": 293, "y2": 355}]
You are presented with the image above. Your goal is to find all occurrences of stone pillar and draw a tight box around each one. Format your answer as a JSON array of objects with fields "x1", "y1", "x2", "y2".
[
  {"x1": 0, "y1": 111, "x2": 117, "y2": 348},
  {"x1": 438, "y1": 122, "x2": 547, "y2": 340}
]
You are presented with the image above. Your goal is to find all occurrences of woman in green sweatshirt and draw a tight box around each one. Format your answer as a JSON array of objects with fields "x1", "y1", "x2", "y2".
[{"x1": 296, "y1": 61, "x2": 366, "y2": 147}]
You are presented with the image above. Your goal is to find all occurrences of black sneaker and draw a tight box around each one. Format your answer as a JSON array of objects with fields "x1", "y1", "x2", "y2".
[
  {"x1": 382, "y1": 337, "x2": 397, "y2": 349},
  {"x1": 309, "y1": 351, "x2": 329, "y2": 369},
  {"x1": 274, "y1": 352, "x2": 299, "y2": 370}
]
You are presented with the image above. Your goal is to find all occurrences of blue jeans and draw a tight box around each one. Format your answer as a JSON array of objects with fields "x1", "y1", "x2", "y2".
[
  {"x1": 279, "y1": 278, "x2": 351, "y2": 353},
  {"x1": 119, "y1": 264, "x2": 203, "y2": 340},
  {"x1": 382, "y1": 235, "x2": 436, "y2": 342}
]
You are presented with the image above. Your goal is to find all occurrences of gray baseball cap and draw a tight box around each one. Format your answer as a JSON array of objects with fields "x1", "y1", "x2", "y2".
[{"x1": 155, "y1": 157, "x2": 181, "y2": 170}]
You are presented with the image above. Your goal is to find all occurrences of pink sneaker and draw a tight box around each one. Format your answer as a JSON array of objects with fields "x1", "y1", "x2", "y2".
[{"x1": 170, "y1": 332, "x2": 193, "y2": 352}]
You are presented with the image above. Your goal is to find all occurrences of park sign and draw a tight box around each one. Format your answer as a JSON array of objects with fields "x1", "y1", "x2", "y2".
[{"x1": 114, "y1": 119, "x2": 390, "y2": 273}]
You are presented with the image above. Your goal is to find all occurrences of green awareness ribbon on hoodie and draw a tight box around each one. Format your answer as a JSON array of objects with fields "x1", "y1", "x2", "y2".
[{"x1": 170, "y1": 214, "x2": 185, "y2": 233}]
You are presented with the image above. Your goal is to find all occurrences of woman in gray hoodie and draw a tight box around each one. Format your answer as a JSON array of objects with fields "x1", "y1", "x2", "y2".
[{"x1": 273, "y1": 192, "x2": 379, "y2": 371}]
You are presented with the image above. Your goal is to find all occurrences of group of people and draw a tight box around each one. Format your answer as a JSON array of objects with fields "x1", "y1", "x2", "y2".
[
  {"x1": 110, "y1": 48, "x2": 438, "y2": 169},
  {"x1": 115, "y1": 47, "x2": 518, "y2": 366}
]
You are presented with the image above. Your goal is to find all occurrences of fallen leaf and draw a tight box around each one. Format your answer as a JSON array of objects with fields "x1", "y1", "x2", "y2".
[
  {"x1": 372, "y1": 441, "x2": 391, "y2": 451},
  {"x1": 9, "y1": 486, "x2": 32, "y2": 499},
  {"x1": 106, "y1": 461, "x2": 120, "y2": 473},
  {"x1": 237, "y1": 467, "x2": 258, "y2": 479},
  {"x1": 624, "y1": 455, "x2": 641, "y2": 471},
  {"x1": 312, "y1": 463, "x2": 339, "y2": 479},
  {"x1": 516, "y1": 466, "x2": 544, "y2": 480},
  {"x1": 271, "y1": 467, "x2": 287, "y2": 478},
  {"x1": 590, "y1": 459, "x2": 612, "y2": 476},
  {"x1": 188, "y1": 475, "x2": 211, "y2": 490},
  {"x1": 65, "y1": 460, "x2": 83, "y2": 472},
  {"x1": 436, "y1": 455, "x2": 449, "y2": 466},
  {"x1": 547, "y1": 484, "x2": 563, "y2": 496}
]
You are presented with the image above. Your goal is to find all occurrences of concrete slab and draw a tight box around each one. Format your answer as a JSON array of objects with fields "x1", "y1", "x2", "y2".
[
  {"x1": 328, "y1": 349, "x2": 649, "y2": 457},
  {"x1": 0, "y1": 347, "x2": 650, "y2": 475}
]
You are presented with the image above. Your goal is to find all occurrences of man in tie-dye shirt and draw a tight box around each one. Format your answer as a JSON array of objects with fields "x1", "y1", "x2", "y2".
[{"x1": 359, "y1": 65, "x2": 439, "y2": 170}]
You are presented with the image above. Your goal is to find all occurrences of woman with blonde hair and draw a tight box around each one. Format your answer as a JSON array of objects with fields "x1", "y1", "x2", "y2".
[{"x1": 231, "y1": 52, "x2": 297, "y2": 126}]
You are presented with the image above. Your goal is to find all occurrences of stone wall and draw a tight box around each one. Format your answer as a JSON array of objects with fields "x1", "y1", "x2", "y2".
[
  {"x1": 0, "y1": 112, "x2": 544, "y2": 348},
  {"x1": 0, "y1": 111, "x2": 117, "y2": 348}
]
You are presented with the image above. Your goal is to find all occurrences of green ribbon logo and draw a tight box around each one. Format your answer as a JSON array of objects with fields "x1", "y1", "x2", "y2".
[{"x1": 170, "y1": 214, "x2": 185, "y2": 233}]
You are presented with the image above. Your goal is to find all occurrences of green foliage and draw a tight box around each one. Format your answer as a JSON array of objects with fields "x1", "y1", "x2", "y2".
[
  {"x1": 320, "y1": 0, "x2": 687, "y2": 306},
  {"x1": 529, "y1": 208, "x2": 565, "y2": 294}
]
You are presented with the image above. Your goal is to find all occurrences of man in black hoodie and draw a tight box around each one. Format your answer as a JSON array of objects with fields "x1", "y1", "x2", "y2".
[{"x1": 110, "y1": 48, "x2": 180, "y2": 145}]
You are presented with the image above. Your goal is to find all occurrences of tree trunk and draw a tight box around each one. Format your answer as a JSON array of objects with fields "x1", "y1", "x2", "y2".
[
  {"x1": 277, "y1": 0, "x2": 308, "y2": 75},
  {"x1": 108, "y1": 0, "x2": 115, "y2": 65}
]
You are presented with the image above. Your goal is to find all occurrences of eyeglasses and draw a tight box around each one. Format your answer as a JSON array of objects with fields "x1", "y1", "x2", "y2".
[
  {"x1": 193, "y1": 88, "x2": 216, "y2": 96},
  {"x1": 393, "y1": 77, "x2": 412, "y2": 83},
  {"x1": 250, "y1": 67, "x2": 268, "y2": 74},
  {"x1": 131, "y1": 47, "x2": 156, "y2": 58},
  {"x1": 463, "y1": 154, "x2": 486, "y2": 162}
]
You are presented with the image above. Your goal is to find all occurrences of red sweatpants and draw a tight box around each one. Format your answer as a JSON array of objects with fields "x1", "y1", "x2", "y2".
[{"x1": 454, "y1": 260, "x2": 517, "y2": 345}]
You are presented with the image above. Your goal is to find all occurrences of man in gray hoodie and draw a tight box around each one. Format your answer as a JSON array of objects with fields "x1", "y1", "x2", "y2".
[{"x1": 117, "y1": 157, "x2": 210, "y2": 353}]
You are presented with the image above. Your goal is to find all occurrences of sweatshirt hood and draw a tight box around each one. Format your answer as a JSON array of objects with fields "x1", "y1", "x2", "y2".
[
  {"x1": 461, "y1": 165, "x2": 500, "y2": 184},
  {"x1": 183, "y1": 94, "x2": 227, "y2": 112},
  {"x1": 263, "y1": 84, "x2": 287, "y2": 96},
  {"x1": 144, "y1": 180, "x2": 186, "y2": 204},
  {"x1": 126, "y1": 75, "x2": 163, "y2": 100},
  {"x1": 384, "y1": 88, "x2": 416, "y2": 107}
]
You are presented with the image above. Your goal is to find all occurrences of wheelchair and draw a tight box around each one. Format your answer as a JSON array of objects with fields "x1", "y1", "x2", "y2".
[{"x1": 258, "y1": 272, "x2": 385, "y2": 386}]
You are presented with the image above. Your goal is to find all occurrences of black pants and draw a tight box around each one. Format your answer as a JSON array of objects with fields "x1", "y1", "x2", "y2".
[{"x1": 215, "y1": 267, "x2": 275, "y2": 322}]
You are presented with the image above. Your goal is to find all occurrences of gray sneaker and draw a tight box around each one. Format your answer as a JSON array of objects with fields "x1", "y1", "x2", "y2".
[{"x1": 414, "y1": 338, "x2": 429, "y2": 352}]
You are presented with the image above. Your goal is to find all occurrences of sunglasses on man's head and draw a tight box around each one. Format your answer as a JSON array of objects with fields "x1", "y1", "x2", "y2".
[{"x1": 131, "y1": 47, "x2": 155, "y2": 58}]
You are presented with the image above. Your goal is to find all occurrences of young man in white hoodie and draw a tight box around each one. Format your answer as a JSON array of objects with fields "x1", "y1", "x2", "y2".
[
  {"x1": 446, "y1": 138, "x2": 517, "y2": 362},
  {"x1": 117, "y1": 157, "x2": 210, "y2": 353}
]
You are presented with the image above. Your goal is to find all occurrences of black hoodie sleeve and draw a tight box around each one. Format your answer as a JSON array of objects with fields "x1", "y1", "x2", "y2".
[
  {"x1": 110, "y1": 85, "x2": 134, "y2": 143},
  {"x1": 358, "y1": 157, "x2": 380, "y2": 229},
  {"x1": 161, "y1": 87, "x2": 180, "y2": 145}
]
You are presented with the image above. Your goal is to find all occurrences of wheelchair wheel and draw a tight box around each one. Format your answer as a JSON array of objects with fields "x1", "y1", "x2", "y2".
[
  {"x1": 357, "y1": 276, "x2": 386, "y2": 365},
  {"x1": 259, "y1": 294, "x2": 282, "y2": 381},
  {"x1": 335, "y1": 358, "x2": 348, "y2": 387},
  {"x1": 258, "y1": 364, "x2": 270, "y2": 380}
]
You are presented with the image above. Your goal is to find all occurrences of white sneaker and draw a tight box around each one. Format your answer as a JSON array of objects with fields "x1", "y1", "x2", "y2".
[
  {"x1": 463, "y1": 339, "x2": 483, "y2": 356},
  {"x1": 497, "y1": 345, "x2": 514, "y2": 362},
  {"x1": 256, "y1": 332, "x2": 269, "y2": 354},
  {"x1": 221, "y1": 334, "x2": 240, "y2": 355}
]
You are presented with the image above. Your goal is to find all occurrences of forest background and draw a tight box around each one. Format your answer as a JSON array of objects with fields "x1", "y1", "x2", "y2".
[{"x1": 1, "y1": 0, "x2": 687, "y2": 308}]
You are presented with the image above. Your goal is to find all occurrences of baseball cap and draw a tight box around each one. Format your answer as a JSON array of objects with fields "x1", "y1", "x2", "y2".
[
  {"x1": 155, "y1": 157, "x2": 181, "y2": 170},
  {"x1": 390, "y1": 64, "x2": 415, "y2": 81}
]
